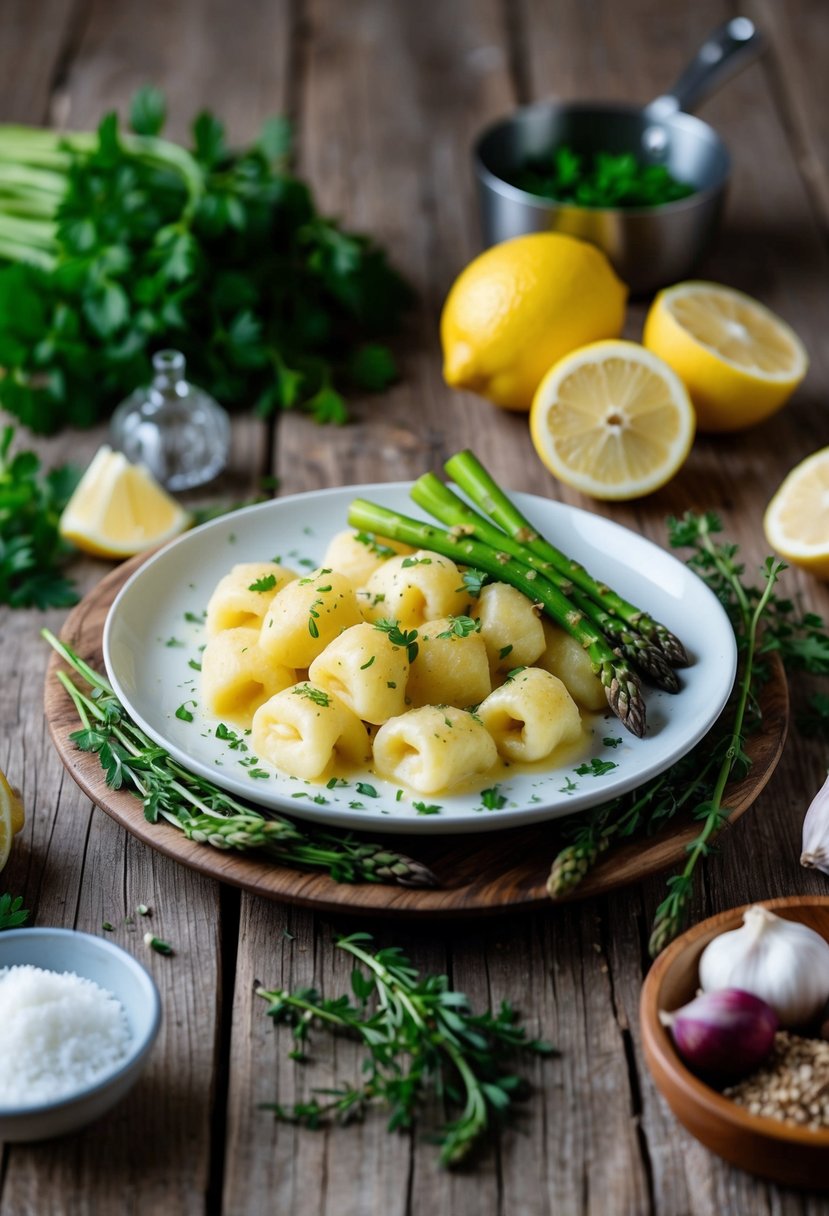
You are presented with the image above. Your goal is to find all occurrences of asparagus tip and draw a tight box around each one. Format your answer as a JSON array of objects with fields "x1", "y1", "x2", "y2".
[{"x1": 605, "y1": 674, "x2": 646, "y2": 739}]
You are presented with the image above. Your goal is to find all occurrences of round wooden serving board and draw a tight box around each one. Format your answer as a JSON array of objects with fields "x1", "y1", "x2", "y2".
[{"x1": 44, "y1": 554, "x2": 790, "y2": 918}]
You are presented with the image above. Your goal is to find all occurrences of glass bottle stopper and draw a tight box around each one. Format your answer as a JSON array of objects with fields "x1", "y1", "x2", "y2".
[{"x1": 110, "y1": 350, "x2": 231, "y2": 491}]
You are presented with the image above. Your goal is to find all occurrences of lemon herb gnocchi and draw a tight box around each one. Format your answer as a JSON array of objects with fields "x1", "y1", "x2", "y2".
[{"x1": 201, "y1": 530, "x2": 598, "y2": 801}]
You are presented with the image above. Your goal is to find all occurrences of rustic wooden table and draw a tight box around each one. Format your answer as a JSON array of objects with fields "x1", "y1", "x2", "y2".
[{"x1": 3, "y1": 1, "x2": 829, "y2": 1212}]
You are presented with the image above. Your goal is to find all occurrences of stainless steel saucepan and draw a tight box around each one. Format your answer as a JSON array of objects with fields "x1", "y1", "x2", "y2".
[{"x1": 474, "y1": 18, "x2": 763, "y2": 294}]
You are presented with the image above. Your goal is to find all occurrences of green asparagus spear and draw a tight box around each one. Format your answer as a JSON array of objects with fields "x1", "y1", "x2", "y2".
[
  {"x1": 347, "y1": 498, "x2": 645, "y2": 736},
  {"x1": 410, "y1": 472, "x2": 678, "y2": 692},
  {"x1": 444, "y1": 450, "x2": 688, "y2": 666}
]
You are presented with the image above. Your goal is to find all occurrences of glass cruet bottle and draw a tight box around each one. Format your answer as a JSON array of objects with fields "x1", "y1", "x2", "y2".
[{"x1": 110, "y1": 350, "x2": 231, "y2": 491}]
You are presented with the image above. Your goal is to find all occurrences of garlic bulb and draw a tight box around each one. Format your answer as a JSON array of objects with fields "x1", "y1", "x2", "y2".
[
  {"x1": 801, "y1": 771, "x2": 829, "y2": 876},
  {"x1": 698, "y1": 905, "x2": 829, "y2": 1027}
]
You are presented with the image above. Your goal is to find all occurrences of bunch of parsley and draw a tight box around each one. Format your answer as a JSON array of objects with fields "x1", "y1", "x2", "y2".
[
  {"x1": 0, "y1": 425, "x2": 79, "y2": 608},
  {"x1": 0, "y1": 88, "x2": 412, "y2": 434}
]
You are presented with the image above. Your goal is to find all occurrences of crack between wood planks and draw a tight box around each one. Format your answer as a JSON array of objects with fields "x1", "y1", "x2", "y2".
[
  {"x1": 44, "y1": 0, "x2": 96, "y2": 126},
  {"x1": 600, "y1": 902, "x2": 656, "y2": 1216},
  {"x1": 205, "y1": 883, "x2": 241, "y2": 1216},
  {"x1": 499, "y1": 0, "x2": 531, "y2": 107},
  {"x1": 739, "y1": 0, "x2": 829, "y2": 243}
]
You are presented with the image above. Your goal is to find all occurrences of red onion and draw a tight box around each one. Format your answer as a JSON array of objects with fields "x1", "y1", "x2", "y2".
[{"x1": 659, "y1": 988, "x2": 778, "y2": 1081}]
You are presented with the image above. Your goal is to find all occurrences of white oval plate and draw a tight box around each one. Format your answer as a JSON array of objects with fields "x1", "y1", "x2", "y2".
[{"x1": 103, "y1": 484, "x2": 737, "y2": 835}]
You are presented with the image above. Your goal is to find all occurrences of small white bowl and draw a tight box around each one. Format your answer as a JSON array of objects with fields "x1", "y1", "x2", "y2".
[{"x1": 0, "y1": 927, "x2": 162, "y2": 1141}]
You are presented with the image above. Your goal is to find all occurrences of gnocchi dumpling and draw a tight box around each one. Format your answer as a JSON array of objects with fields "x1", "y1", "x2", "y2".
[
  {"x1": 206, "y1": 562, "x2": 297, "y2": 637},
  {"x1": 474, "y1": 582, "x2": 545, "y2": 674},
  {"x1": 258, "y1": 567, "x2": 362, "y2": 668},
  {"x1": 251, "y1": 683, "x2": 371, "y2": 781},
  {"x1": 359, "y1": 551, "x2": 468, "y2": 626},
  {"x1": 537, "y1": 619, "x2": 607, "y2": 712},
  {"x1": 405, "y1": 617, "x2": 491, "y2": 709},
  {"x1": 201, "y1": 627, "x2": 295, "y2": 727},
  {"x1": 476, "y1": 667, "x2": 582, "y2": 762},
  {"x1": 373, "y1": 705, "x2": 497, "y2": 794},
  {"x1": 308, "y1": 622, "x2": 409, "y2": 724},
  {"x1": 321, "y1": 530, "x2": 413, "y2": 587}
]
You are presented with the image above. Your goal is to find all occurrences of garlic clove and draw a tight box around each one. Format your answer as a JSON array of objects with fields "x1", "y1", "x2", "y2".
[
  {"x1": 698, "y1": 905, "x2": 829, "y2": 1028},
  {"x1": 801, "y1": 770, "x2": 829, "y2": 876}
]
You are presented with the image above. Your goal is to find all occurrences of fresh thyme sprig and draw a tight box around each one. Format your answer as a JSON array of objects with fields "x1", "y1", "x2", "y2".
[
  {"x1": 548, "y1": 512, "x2": 789, "y2": 955},
  {"x1": 257, "y1": 932, "x2": 555, "y2": 1166},
  {"x1": 42, "y1": 630, "x2": 436, "y2": 889}
]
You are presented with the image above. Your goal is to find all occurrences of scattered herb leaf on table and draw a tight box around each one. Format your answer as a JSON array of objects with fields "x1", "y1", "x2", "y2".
[{"x1": 258, "y1": 932, "x2": 556, "y2": 1166}]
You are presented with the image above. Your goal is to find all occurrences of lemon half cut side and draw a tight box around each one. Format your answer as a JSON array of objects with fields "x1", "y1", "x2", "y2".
[
  {"x1": 0, "y1": 767, "x2": 24, "y2": 874},
  {"x1": 530, "y1": 339, "x2": 696, "y2": 501},
  {"x1": 59, "y1": 446, "x2": 191, "y2": 559},
  {"x1": 644, "y1": 281, "x2": 808, "y2": 433},
  {"x1": 764, "y1": 448, "x2": 829, "y2": 579}
]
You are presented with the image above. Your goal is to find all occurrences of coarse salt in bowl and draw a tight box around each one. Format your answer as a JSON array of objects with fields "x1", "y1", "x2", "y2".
[{"x1": 0, "y1": 927, "x2": 161, "y2": 1142}]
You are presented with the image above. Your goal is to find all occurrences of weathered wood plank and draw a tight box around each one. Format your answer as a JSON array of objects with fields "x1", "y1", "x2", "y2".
[
  {"x1": 516, "y1": 0, "x2": 829, "y2": 1212},
  {"x1": 0, "y1": 0, "x2": 82, "y2": 124},
  {"x1": 0, "y1": 0, "x2": 273, "y2": 1212}
]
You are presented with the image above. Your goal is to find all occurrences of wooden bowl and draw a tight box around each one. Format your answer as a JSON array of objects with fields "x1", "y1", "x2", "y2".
[{"x1": 640, "y1": 896, "x2": 829, "y2": 1189}]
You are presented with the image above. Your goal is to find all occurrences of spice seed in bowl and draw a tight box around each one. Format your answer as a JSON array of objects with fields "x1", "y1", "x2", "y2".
[{"x1": 723, "y1": 1032, "x2": 829, "y2": 1131}]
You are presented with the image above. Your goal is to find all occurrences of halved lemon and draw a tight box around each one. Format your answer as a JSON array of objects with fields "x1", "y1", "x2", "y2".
[
  {"x1": 0, "y1": 767, "x2": 24, "y2": 873},
  {"x1": 59, "y1": 446, "x2": 191, "y2": 558},
  {"x1": 763, "y1": 448, "x2": 829, "y2": 578},
  {"x1": 644, "y1": 281, "x2": 808, "y2": 433},
  {"x1": 529, "y1": 340, "x2": 695, "y2": 501}
]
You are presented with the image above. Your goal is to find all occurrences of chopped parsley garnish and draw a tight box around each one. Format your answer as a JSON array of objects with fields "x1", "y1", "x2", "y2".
[
  {"x1": 480, "y1": 786, "x2": 507, "y2": 810},
  {"x1": 175, "y1": 700, "x2": 197, "y2": 722},
  {"x1": 602, "y1": 736, "x2": 623, "y2": 749},
  {"x1": 248, "y1": 573, "x2": 278, "y2": 592},
  {"x1": 292, "y1": 685, "x2": 331, "y2": 708},
  {"x1": 413, "y1": 801, "x2": 442, "y2": 815},
  {"x1": 356, "y1": 782, "x2": 379, "y2": 798},
  {"x1": 374, "y1": 618, "x2": 419, "y2": 662},
  {"x1": 354, "y1": 531, "x2": 396, "y2": 558},
  {"x1": 575, "y1": 758, "x2": 618, "y2": 777},
  {"x1": 460, "y1": 568, "x2": 488, "y2": 598},
  {"x1": 436, "y1": 615, "x2": 481, "y2": 639}
]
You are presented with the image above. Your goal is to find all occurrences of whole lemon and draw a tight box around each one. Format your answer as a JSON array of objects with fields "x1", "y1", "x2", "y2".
[{"x1": 441, "y1": 233, "x2": 627, "y2": 411}]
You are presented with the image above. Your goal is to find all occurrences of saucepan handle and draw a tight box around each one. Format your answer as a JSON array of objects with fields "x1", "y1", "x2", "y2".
[{"x1": 645, "y1": 17, "x2": 764, "y2": 119}]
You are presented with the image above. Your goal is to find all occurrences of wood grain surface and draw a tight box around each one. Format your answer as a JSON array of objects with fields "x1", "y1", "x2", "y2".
[
  {"x1": 3, "y1": 3, "x2": 829, "y2": 1215},
  {"x1": 44, "y1": 552, "x2": 791, "y2": 916}
]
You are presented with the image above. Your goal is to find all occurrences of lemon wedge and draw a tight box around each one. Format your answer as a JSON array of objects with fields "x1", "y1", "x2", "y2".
[
  {"x1": 764, "y1": 448, "x2": 829, "y2": 578},
  {"x1": 529, "y1": 339, "x2": 695, "y2": 501},
  {"x1": 59, "y1": 446, "x2": 191, "y2": 558},
  {"x1": 441, "y1": 233, "x2": 627, "y2": 411},
  {"x1": 0, "y1": 767, "x2": 24, "y2": 873},
  {"x1": 643, "y1": 281, "x2": 808, "y2": 432}
]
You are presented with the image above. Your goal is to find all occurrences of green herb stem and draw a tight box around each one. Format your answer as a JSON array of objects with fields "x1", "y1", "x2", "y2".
[{"x1": 43, "y1": 630, "x2": 436, "y2": 889}]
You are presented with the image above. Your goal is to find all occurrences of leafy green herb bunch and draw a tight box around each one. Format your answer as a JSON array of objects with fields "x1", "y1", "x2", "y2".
[{"x1": 0, "y1": 87, "x2": 413, "y2": 433}]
